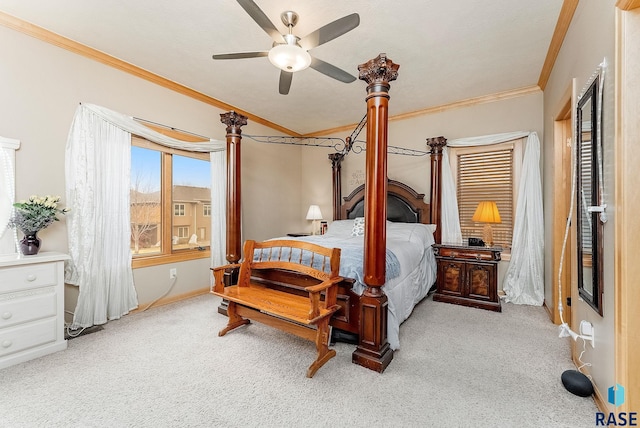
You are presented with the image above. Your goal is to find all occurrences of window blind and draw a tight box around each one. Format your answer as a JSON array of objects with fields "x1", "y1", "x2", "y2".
[
  {"x1": 580, "y1": 137, "x2": 593, "y2": 253},
  {"x1": 457, "y1": 148, "x2": 514, "y2": 248}
]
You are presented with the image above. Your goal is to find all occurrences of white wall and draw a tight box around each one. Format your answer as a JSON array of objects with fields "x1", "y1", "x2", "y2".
[
  {"x1": 0, "y1": 25, "x2": 302, "y2": 316},
  {"x1": 543, "y1": 0, "x2": 616, "y2": 402}
]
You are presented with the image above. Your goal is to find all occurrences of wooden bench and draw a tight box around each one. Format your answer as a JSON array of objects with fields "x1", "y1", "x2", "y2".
[{"x1": 211, "y1": 239, "x2": 343, "y2": 378}]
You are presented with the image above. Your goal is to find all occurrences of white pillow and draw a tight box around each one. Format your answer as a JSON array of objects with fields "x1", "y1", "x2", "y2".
[
  {"x1": 351, "y1": 217, "x2": 365, "y2": 236},
  {"x1": 386, "y1": 222, "x2": 436, "y2": 245},
  {"x1": 324, "y1": 219, "x2": 355, "y2": 237}
]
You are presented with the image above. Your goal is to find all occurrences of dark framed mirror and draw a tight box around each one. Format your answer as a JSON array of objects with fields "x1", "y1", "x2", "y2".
[{"x1": 576, "y1": 67, "x2": 605, "y2": 316}]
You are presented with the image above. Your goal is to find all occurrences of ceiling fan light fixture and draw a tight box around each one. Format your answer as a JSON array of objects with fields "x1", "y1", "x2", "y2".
[{"x1": 268, "y1": 44, "x2": 311, "y2": 72}]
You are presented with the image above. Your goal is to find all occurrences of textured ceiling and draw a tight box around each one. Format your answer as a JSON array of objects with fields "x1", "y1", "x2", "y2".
[{"x1": 0, "y1": 0, "x2": 562, "y2": 135}]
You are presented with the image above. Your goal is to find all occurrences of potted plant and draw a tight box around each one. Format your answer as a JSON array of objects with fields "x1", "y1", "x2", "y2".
[{"x1": 7, "y1": 195, "x2": 69, "y2": 255}]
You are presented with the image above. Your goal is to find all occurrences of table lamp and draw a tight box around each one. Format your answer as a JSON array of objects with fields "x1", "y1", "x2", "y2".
[
  {"x1": 472, "y1": 201, "x2": 501, "y2": 247},
  {"x1": 306, "y1": 205, "x2": 323, "y2": 235}
]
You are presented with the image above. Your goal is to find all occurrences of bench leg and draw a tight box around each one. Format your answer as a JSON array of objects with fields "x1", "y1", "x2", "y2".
[
  {"x1": 306, "y1": 318, "x2": 336, "y2": 378},
  {"x1": 218, "y1": 302, "x2": 250, "y2": 337}
]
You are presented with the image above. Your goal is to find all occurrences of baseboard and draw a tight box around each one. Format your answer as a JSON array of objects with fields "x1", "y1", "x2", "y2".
[
  {"x1": 131, "y1": 287, "x2": 211, "y2": 313},
  {"x1": 542, "y1": 299, "x2": 555, "y2": 322}
]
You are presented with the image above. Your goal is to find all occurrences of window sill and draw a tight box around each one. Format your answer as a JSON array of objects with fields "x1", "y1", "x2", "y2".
[{"x1": 132, "y1": 249, "x2": 211, "y2": 269}]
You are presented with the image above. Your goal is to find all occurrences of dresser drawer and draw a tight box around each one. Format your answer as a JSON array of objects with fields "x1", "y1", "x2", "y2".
[
  {"x1": 0, "y1": 262, "x2": 58, "y2": 294},
  {"x1": 0, "y1": 290, "x2": 57, "y2": 329},
  {"x1": 0, "y1": 317, "x2": 57, "y2": 358}
]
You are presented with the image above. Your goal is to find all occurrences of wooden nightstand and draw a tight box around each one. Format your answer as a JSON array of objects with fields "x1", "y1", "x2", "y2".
[{"x1": 432, "y1": 244, "x2": 502, "y2": 312}]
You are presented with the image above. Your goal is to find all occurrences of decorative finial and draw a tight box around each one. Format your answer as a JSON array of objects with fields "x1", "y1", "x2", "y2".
[
  {"x1": 220, "y1": 111, "x2": 248, "y2": 131},
  {"x1": 358, "y1": 53, "x2": 399, "y2": 85},
  {"x1": 426, "y1": 136, "x2": 447, "y2": 152}
]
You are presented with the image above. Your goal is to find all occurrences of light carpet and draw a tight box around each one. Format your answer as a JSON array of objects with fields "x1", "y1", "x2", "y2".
[{"x1": 0, "y1": 293, "x2": 599, "y2": 427}]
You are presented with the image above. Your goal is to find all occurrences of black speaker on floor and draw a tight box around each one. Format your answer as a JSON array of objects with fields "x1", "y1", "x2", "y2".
[{"x1": 561, "y1": 370, "x2": 594, "y2": 397}]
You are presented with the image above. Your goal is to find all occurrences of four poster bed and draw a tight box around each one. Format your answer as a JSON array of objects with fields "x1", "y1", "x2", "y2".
[
  {"x1": 217, "y1": 54, "x2": 447, "y2": 373},
  {"x1": 281, "y1": 179, "x2": 441, "y2": 352}
]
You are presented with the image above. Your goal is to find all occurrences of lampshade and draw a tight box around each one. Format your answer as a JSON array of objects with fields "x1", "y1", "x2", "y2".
[
  {"x1": 472, "y1": 201, "x2": 501, "y2": 224},
  {"x1": 268, "y1": 44, "x2": 311, "y2": 72},
  {"x1": 306, "y1": 205, "x2": 323, "y2": 221}
]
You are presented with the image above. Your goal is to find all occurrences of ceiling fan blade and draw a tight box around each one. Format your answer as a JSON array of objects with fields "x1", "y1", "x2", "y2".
[
  {"x1": 279, "y1": 70, "x2": 293, "y2": 95},
  {"x1": 299, "y1": 13, "x2": 360, "y2": 50},
  {"x1": 212, "y1": 51, "x2": 268, "y2": 60},
  {"x1": 236, "y1": 0, "x2": 283, "y2": 44},
  {"x1": 309, "y1": 57, "x2": 356, "y2": 83}
]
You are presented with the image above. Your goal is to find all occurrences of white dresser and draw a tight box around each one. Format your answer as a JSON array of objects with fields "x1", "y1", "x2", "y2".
[{"x1": 0, "y1": 251, "x2": 70, "y2": 370}]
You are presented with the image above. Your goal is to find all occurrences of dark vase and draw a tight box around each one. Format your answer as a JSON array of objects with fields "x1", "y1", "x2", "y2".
[{"x1": 19, "y1": 231, "x2": 41, "y2": 256}]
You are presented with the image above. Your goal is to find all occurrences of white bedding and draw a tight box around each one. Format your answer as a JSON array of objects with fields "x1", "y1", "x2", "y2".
[{"x1": 284, "y1": 219, "x2": 437, "y2": 350}]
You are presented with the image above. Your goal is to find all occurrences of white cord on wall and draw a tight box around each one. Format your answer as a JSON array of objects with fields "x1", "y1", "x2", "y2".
[{"x1": 141, "y1": 275, "x2": 178, "y2": 312}]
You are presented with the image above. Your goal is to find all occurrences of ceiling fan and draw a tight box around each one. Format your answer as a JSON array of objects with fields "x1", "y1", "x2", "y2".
[{"x1": 212, "y1": 0, "x2": 360, "y2": 95}]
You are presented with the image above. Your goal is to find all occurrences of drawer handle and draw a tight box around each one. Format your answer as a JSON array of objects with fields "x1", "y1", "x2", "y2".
[
  {"x1": 26, "y1": 274, "x2": 37, "y2": 282},
  {"x1": 1, "y1": 312, "x2": 12, "y2": 320},
  {"x1": 2, "y1": 340, "x2": 11, "y2": 348}
]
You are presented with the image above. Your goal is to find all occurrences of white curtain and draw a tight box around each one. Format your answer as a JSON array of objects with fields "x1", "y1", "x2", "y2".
[
  {"x1": 79, "y1": 103, "x2": 225, "y2": 152},
  {"x1": 502, "y1": 134, "x2": 544, "y2": 305},
  {"x1": 210, "y1": 151, "x2": 226, "y2": 274},
  {"x1": 65, "y1": 104, "x2": 227, "y2": 327},
  {"x1": 65, "y1": 106, "x2": 139, "y2": 327},
  {"x1": 0, "y1": 137, "x2": 20, "y2": 254},
  {"x1": 441, "y1": 131, "x2": 544, "y2": 305}
]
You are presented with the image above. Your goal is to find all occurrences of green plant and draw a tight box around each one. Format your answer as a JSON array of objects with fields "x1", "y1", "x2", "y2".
[{"x1": 7, "y1": 195, "x2": 69, "y2": 234}]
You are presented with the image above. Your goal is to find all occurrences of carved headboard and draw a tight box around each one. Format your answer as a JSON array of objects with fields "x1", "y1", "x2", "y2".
[{"x1": 339, "y1": 179, "x2": 432, "y2": 225}]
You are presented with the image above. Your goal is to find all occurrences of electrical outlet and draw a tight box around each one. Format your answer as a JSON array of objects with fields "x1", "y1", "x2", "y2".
[
  {"x1": 580, "y1": 320, "x2": 595, "y2": 348},
  {"x1": 169, "y1": 268, "x2": 177, "y2": 279}
]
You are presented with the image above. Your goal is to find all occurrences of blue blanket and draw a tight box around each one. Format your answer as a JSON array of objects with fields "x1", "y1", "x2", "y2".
[{"x1": 256, "y1": 236, "x2": 400, "y2": 284}]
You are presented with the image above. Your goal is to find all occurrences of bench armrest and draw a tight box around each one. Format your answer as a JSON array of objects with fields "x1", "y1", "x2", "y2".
[
  {"x1": 306, "y1": 276, "x2": 343, "y2": 319},
  {"x1": 211, "y1": 264, "x2": 242, "y2": 293},
  {"x1": 304, "y1": 276, "x2": 344, "y2": 294},
  {"x1": 211, "y1": 263, "x2": 242, "y2": 273}
]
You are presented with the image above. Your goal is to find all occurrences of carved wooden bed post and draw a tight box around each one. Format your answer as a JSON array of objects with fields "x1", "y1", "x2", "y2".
[
  {"x1": 218, "y1": 111, "x2": 247, "y2": 315},
  {"x1": 426, "y1": 136, "x2": 447, "y2": 244},
  {"x1": 328, "y1": 152, "x2": 345, "y2": 220},
  {"x1": 352, "y1": 54, "x2": 399, "y2": 373},
  {"x1": 221, "y1": 110, "x2": 247, "y2": 263}
]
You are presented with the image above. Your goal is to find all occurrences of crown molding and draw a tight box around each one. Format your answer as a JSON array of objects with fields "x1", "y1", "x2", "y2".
[
  {"x1": 616, "y1": 0, "x2": 640, "y2": 10},
  {"x1": 538, "y1": 0, "x2": 579, "y2": 90},
  {"x1": 0, "y1": 11, "x2": 302, "y2": 137},
  {"x1": 304, "y1": 85, "x2": 542, "y2": 138}
]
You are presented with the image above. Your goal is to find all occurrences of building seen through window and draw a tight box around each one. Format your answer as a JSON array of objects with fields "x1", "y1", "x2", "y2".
[{"x1": 130, "y1": 137, "x2": 211, "y2": 262}]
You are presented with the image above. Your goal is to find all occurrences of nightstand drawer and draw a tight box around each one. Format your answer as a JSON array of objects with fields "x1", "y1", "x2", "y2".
[
  {"x1": 0, "y1": 317, "x2": 57, "y2": 357},
  {"x1": 0, "y1": 290, "x2": 57, "y2": 328},
  {"x1": 0, "y1": 263, "x2": 58, "y2": 294},
  {"x1": 436, "y1": 246, "x2": 498, "y2": 261}
]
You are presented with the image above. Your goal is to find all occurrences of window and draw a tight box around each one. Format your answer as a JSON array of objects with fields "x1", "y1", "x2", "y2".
[
  {"x1": 130, "y1": 136, "x2": 212, "y2": 267},
  {"x1": 450, "y1": 140, "x2": 522, "y2": 250},
  {"x1": 177, "y1": 226, "x2": 189, "y2": 238}
]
